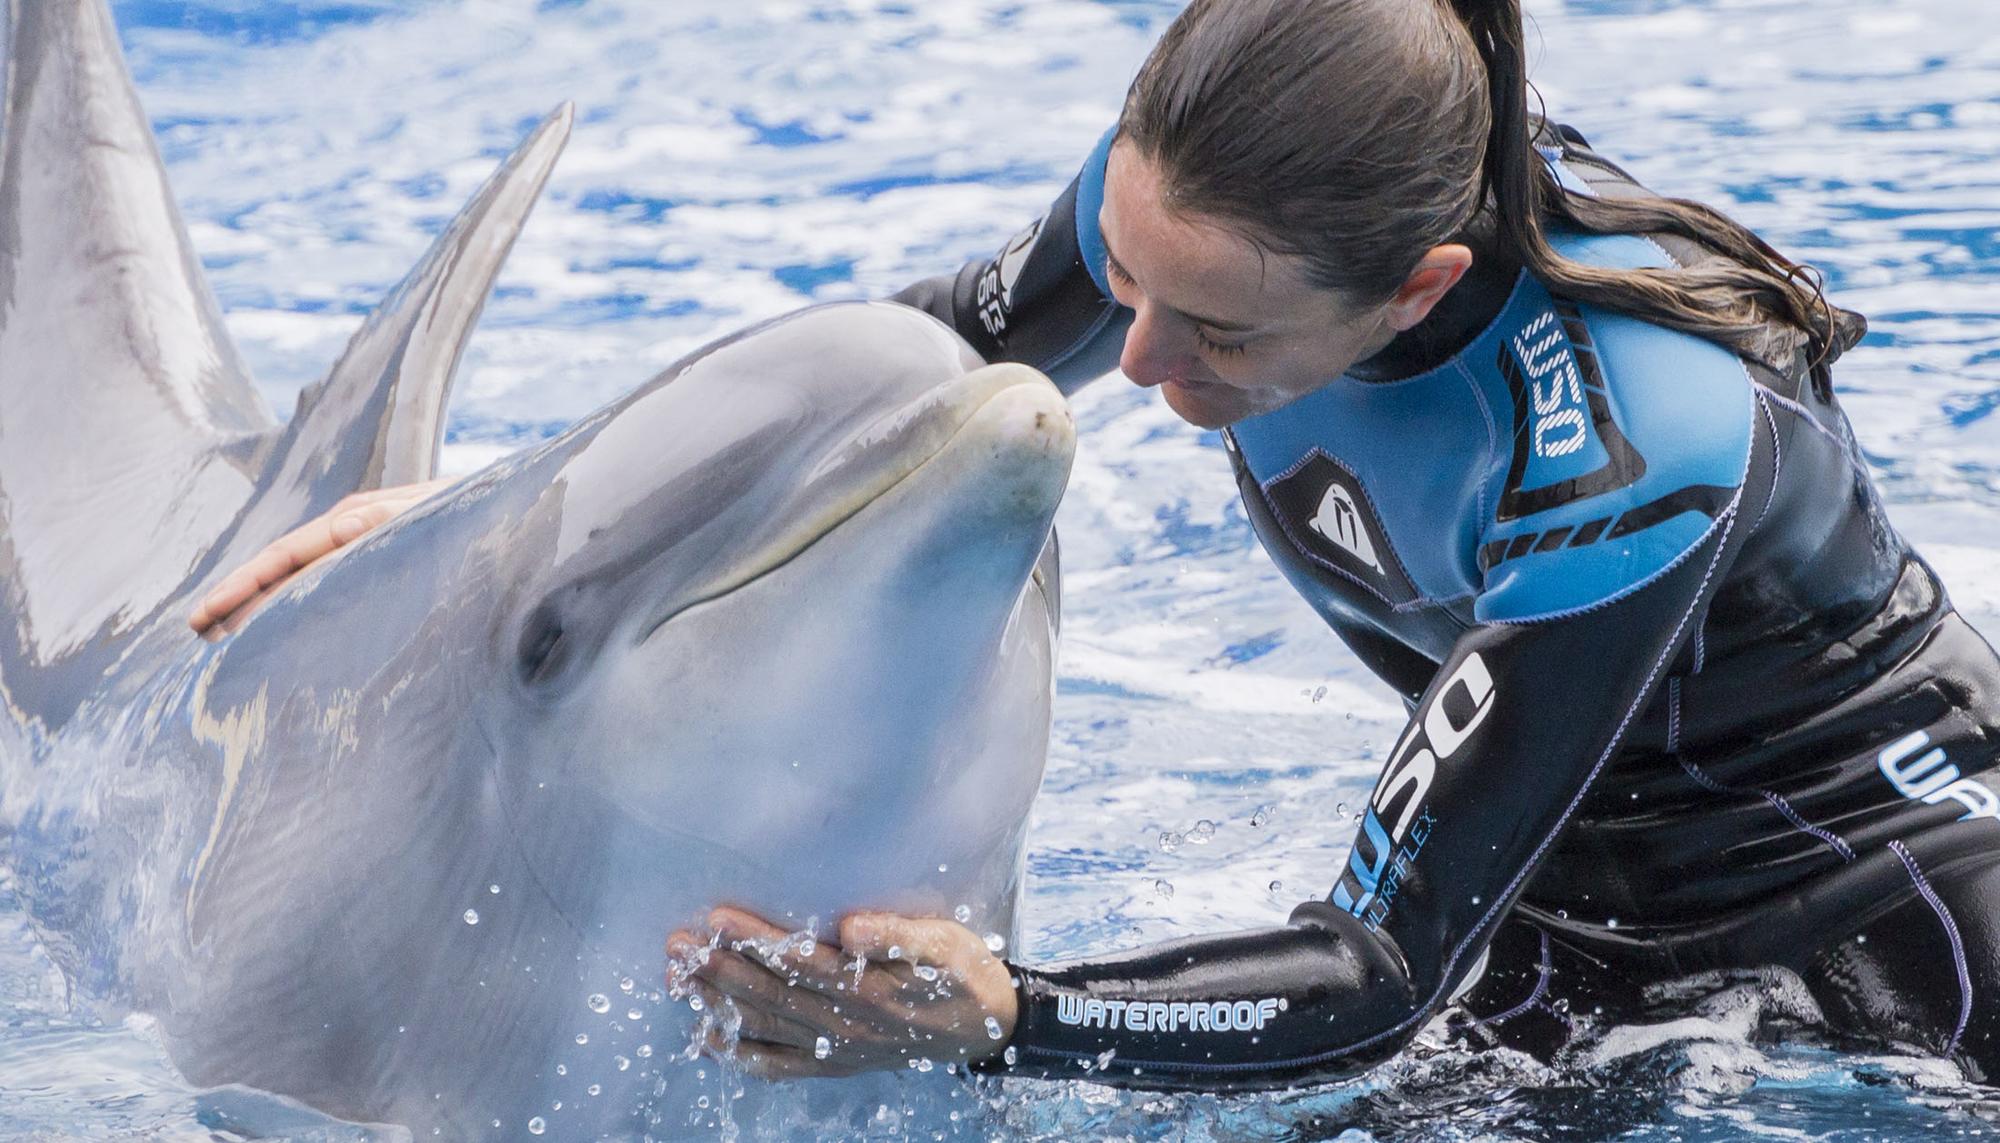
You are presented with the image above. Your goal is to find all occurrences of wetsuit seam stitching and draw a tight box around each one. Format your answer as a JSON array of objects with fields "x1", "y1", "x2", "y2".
[
  {"x1": 1887, "y1": 839, "x2": 1972, "y2": 1057},
  {"x1": 1676, "y1": 755, "x2": 1857, "y2": 864},
  {"x1": 1757, "y1": 387, "x2": 1879, "y2": 486},
  {"x1": 1752, "y1": 388, "x2": 1783, "y2": 532},
  {"x1": 1473, "y1": 929, "x2": 1553, "y2": 1027}
]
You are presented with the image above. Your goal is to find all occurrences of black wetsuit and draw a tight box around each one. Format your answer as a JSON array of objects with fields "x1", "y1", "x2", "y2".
[{"x1": 893, "y1": 123, "x2": 2000, "y2": 1086}]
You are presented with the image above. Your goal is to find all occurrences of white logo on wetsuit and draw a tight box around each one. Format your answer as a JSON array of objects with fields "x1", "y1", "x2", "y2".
[
  {"x1": 1513, "y1": 310, "x2": 1588, "y2": 460},
  {"x1": 1308, "y1": 483, "x2": 1385, "y2": 574},
  {"x1": 1053, "y1": 995, "x2": 1284, "y2": 1034},
  {"x1": 1877, "y1": 730, "x2": 2000, "y2": 824},
  {"x1": 976, "y1": 218, "x2": 1044, "y2": 339},
  {"x1": 1335, "y1": 653, "x2": 1497, "y2": 927}
]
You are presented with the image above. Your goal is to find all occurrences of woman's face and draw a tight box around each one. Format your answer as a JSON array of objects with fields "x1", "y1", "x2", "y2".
[{"x1": 1099, "y1": 139, "x2": 1401, "y2": 429}]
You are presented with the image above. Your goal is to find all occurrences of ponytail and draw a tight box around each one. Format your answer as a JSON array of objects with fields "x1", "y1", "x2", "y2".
[{"x1": 1449, "y1": 0, "x2": 1859, "y2": 374}]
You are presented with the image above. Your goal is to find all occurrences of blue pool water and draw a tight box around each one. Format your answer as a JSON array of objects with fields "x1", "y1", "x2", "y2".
[{"x1": 4, "y1": 0, "x2": 2000, "y2": 1138}]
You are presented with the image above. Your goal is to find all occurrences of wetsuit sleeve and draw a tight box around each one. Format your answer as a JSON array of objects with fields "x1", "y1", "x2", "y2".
[
  {"x1": 984, "y1": 393, "x2": 1778, "y2": 1090},
  {"x1": 889, "y1": 130, "x2": 1131, "y2": 394}
]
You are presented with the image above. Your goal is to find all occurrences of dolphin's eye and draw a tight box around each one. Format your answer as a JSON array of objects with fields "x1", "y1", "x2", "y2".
[{"x1": 516, "y1": 602, "x2": 570, "y2": 688}]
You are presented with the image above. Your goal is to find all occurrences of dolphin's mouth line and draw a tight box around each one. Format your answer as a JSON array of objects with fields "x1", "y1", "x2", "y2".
[{"x1": 633, "y1": 368, "x2": 1057, "y2": 646}]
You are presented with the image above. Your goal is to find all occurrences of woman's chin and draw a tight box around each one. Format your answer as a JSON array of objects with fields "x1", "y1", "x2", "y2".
[{"x1": 1160, "y1": 378, "x2": 1249, "y2": 430}]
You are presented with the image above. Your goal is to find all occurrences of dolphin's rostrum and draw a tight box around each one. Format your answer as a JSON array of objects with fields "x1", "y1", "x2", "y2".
[{"x1": 0, "y1": 2, "x2": 1071, "y2": 1138}]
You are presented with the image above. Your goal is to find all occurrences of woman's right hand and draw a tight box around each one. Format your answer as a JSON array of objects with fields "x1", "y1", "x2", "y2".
[{"x1": 187, "y1": 478, "x2": 455, "y2": 638}]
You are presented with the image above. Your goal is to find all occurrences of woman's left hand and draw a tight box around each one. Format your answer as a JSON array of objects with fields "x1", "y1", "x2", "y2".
[{"x1": 665, "y1": 906, "x2": 1018, "y2": 1079}]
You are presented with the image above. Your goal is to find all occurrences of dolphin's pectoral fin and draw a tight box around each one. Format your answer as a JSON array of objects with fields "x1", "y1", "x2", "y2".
[
  {"x1": 198, "y1": 104, "x2": 573, "y2": 582},
  {"x1": 0, "y1": 0, "x2": 276, "y2": 697}
]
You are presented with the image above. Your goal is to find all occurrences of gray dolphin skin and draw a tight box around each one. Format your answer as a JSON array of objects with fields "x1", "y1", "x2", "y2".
[{"x1": 0, "y1": 2, "x2": 1071, "y2": 1138}]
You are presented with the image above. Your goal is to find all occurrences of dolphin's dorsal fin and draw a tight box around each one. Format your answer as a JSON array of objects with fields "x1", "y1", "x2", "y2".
[
  {"x1": 204, "y1": 104, "x2": 573, "y2": 575},
  {"x1": 0, "y1": 0, "x2": 274, "y2": 704}
]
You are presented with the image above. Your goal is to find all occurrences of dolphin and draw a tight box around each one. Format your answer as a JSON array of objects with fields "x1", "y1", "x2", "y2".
[{"x1": 0, "y1": 2, "x2": 1071, "y2": 1138}]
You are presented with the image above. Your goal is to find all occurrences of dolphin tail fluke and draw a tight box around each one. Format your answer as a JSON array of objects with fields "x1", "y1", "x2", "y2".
[
  {"x1": 257, "y1": 102, "x2": 573, "y2": 501},
  {"x1": 0, "y1": 0, "x2": 273, "y2": 691}
]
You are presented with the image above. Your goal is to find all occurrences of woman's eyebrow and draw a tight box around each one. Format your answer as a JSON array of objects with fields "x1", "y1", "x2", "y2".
[{"x1": 1102, "y1": 235, "x2": 1257, "y2": 334}]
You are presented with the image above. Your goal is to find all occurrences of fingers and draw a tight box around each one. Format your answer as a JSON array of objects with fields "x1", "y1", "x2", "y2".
[
  {"x1": 842, "y1": 913, "x2": 996, "y2": 980},
  {"x1": 693, "y1": 985, "x2": 824, "y2": 1052},
  {"x1": 187, "y1": 480, "x2": 452, "y2": 634}
]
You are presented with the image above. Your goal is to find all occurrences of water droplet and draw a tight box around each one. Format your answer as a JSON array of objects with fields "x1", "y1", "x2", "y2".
[
  {"x1": 814, "y1": 1036, "x2": 832, "y2": 1060},
  {"x1": 953, "y1": 904, "x2": 972, "y2": 924},
  {"x1": 587, "y1": 1084, "x2": 600, "y2": 1097},
  {"x1": 1158, "y1": 831, "x2": 1183, "y2": 853},
  {"x1": 887, "y1": 945, "x2": 903, "y2": 961},
  {"x1": 915, "y1": 1057, "x2": 934, "y2": 1073},
  {"x1": 984, "y1": 1016, "x2": 1004, "y2": 1040},
  {"x1": 636, "y1": 1044, "x2": 653, "y2": 1058},
  {"x1": 619, "y1": 977, "x2": 635, "y2": 994},
  {"x1": 1268, "y1": 879, "x2": 1284, "y2": 894},
  {"x1": 1335, "y1": 803, "x2": 1347, "y2": 816},
  {"x1": 555, "y1": 1064, "x2": 566, "y2": 1076},
  {"x1": 983, "y1": 932, "x2": 1006, "y2": 953},
  {"x1": 1154, "y1": 879, "x2": 1175, "y2": 899},
  {"x1": 587, "y1": 993, "x2": 610, "y2": 1014},
  {"x1": 937, "y1": 863, "x2": 948, "y2": 873},
  {"x1": 1095, "y1": 1048, "x2": 1117, "y2": 1070},
  {"x1": 488, "y1": 884, "x2": 500, "y2": 895},
  {"x1": 1003, "y1": 1045, "x2": 1018, "y2": 1065},
  {"x1": 552, "y1": 1101, "x2": 561, "y2": 1111},
  {"x1": 1189, "y1": 820, "x2": 1215, "y2": 844},
  {"x1": 797, "y1": 937, "x2": 817, "y2": 957},
  {"x1": 575, "y1": 1032, "x2": 589, "y2": 1045},
  {"x1": 614, "y1": 1055, "x2": 630, "y2": 1072},
  {"x1": 1556, "y1": 909, "x2": 1569, "y2": 920},
  {"x1": 1606, "y1": 917, "x2": 1620, "y2": 929},
  {"x1": 627, "y1": 1007, "x2": 643, "y2": 1021},
  {"x1": 688, "y1": 995, "x2": 705, "y2": 1012},
  {"x1": 1311, "y1": 685, "x2": 1328, "y2": 703},
  {"x1": 913, "y1": 964, "x2": 939, "y2": 982},
  {"x1": 1250, "y1": 804, "x2": 1272, "y2": 827},
  {"x1": 527, "y1": 1118, "x2": 546, "y2": 1135},
  {"x1": 1471, "y1": 896, "x2": 1482, "y2": 905},
  {"x1": 1857, "y1": 934, "x2": 1868, "y2": 945}
]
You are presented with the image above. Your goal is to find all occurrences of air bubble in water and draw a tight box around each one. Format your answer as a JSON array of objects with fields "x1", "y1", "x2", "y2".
[
  {"x1": 953, "y1": 904, "x2": 972, "y2": 924},
  {"x1": 462, "y1": 909, "x2": 479, "y2": 926},
  {"x1": 984, "y1": 1017, "x2": 1004, "y2": 1040},
  {"x1": 1154, "y1": 879, "x2": 1175, "y2": 899},
  {"x1": 587, "y1": 993, "x2": 610, "y2": 1014},
  {"x1": 527, "y1": 1118, "x2": 546, "y2": 1135},
  {"x1": 815, "y1": 1036, "x2": 832, "y2": 1060}
]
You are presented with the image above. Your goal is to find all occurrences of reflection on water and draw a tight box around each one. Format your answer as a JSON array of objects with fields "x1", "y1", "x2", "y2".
[{"x1": 2, "y1": 0, "x2": 1997, "y2": 1137}]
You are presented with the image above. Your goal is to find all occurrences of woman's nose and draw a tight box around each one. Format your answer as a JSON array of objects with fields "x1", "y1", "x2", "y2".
[{"x1": 1119, "y1": 305, "x2": 1191, "y2": 389}]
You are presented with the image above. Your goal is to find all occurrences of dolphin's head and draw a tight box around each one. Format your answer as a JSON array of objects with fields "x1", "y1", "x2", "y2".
[{"x1": 482, "y1": 303, "x2": 1071, "y2": 898}]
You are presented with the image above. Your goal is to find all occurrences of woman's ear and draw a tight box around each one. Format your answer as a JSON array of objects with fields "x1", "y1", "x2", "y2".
[{"x1": 1383, "y1": 244, "x2": 1475, "y2": 332}]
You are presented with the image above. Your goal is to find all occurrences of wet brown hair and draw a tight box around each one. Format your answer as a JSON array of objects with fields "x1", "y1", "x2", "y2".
[{"x1": 1118, "y1": 0, "x2": 1856, "y2": 371}]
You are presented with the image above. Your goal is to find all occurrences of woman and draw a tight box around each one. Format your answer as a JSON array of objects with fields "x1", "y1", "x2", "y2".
[{"x1": 195, "y1": 0, "x2": 2000, "y2": 1090}]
